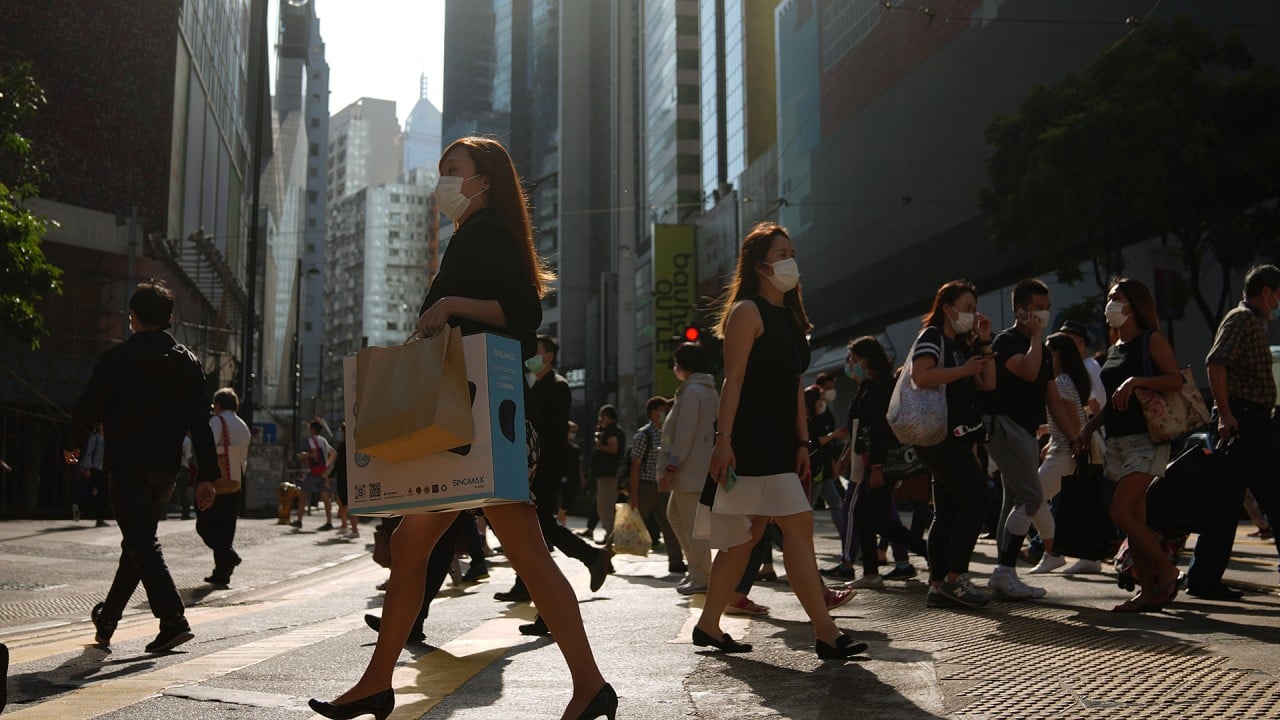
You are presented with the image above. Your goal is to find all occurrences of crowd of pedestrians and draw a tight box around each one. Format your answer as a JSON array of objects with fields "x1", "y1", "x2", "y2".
[{"x1": 59, "y1": 134, "x2": 1280, "y2": 720}]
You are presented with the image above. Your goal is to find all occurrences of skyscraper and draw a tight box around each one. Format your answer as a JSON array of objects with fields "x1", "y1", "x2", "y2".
[
  {"x1": 327, "y1": 98, "x2": 403, "y2": 204},
  {"x1": 404, "y1": 74, "x2": 443, "y2": 173}
]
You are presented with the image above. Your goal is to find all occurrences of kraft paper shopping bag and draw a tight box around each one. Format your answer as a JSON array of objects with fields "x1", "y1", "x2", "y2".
[{"x1": 353, "y1": 326, "x2": 473, "y2": 463}]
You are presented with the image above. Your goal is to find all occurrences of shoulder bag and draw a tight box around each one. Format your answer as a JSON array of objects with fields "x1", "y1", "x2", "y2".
[
  {"x1": 1135, "y1": 330, "x2": 1211, "y2": 442},
  {"x1": 886, "y1": 331, "x2": 947, "y2": 447}
]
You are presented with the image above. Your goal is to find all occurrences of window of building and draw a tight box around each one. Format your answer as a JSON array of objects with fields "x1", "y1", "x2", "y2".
[
  {"x1": 821, "y1": 0, "x2": 880, "y2": 70},
  {"x1": 309, "y1": 142, "x2": 319, "y2": 157},
  {"x1": 308, "y1": 191, "x2": 318, "y2": 204},
  {"x1": 307, "y1": 218, "x2": 316, "y2": 228},
  {"x1": 311, "y1": 118, "x2": 319, "y2": 128},
  {"x1": 306, "y1": 243, "x2": 316, "y2": 253},
  {"x1": 386, "y1": 321, "x2": 398, "y2": 331},
  {"x1": 305, "y1": 321, "x2": 313, "y2": 331},
  {"x1": 390, "y1": 193, "x2": 400, "y2": 203}
]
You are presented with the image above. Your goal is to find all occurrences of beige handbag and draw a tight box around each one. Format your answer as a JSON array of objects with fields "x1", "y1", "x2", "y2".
[{"x1": 353, "y1": 326, "x2": 473, "y2": 463}]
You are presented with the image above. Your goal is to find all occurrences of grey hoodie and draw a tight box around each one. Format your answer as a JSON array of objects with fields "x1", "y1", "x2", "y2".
[{"x1": 658, "y1": 372, "x2": 720, "y2": 493}]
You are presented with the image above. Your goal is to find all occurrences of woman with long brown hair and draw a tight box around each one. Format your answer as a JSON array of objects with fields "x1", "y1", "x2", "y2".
[
  {"x1": 309, "y1": 138, "x2": 614, "y2": 720},
  {"x1": 695, "y1": 221, "x2": 868, "y2": 660},
  {"x1": 1075, "y1": 277, "x2": 1183, "y2": 612},
  {"x1": 909, "y1": 280, "x2": 997, "y2": 609}
]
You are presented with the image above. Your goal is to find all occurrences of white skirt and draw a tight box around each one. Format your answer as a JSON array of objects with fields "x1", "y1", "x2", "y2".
[{"x1": 694, "y1": 472, "x2": 811, "y2": 549}]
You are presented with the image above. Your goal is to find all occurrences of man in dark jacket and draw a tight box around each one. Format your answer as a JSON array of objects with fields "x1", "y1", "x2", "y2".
[
  {"x1": 65, "y1": 280, "x2": 220, "y2": 654},
  {"x1": 499, "y1": 336, "x2": 614, "y2": 630}
]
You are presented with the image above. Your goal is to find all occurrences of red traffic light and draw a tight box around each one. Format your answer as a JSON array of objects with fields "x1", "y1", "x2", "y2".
[{"x1": 682, "y1": 325, "x2": 701, "y2": 342}]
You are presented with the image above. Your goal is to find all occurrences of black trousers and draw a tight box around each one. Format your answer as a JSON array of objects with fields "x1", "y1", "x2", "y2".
[
  {"x1": 916, "y1": 438, "x2": 990, "y2": 584},
  {"x1": 851, "y1": 473, "x2": 928, "y2": 575},
  {"x1": 412, "y1": 515, "x2": 467, "y2": 628},
  {"x1": 196, "y1": 491, "x2": 241, "y2": 574},
  {"x1": 531, "y1": 473, "x2": 599, "y2": 567},
  {"x1": 101, "y1": 468, "x2": 184, "y2": 624}
]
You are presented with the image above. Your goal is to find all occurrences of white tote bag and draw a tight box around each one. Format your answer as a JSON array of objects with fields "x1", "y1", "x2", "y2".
[{"x1": 885, "y1": 331, "x2": 947, "y2": 447}]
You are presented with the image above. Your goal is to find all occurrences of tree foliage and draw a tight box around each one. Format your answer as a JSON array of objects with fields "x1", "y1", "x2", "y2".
[
  {"x1": 980, "y1": 17, "x2": 1280, "y2": 330},
  {"x1": 0, "y1": 61, "x2": 62, "y2": 349}
]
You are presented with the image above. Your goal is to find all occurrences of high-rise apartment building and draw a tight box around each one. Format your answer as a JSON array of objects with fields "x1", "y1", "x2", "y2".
[
  {"x1": 327, "y1": 98, "x2": 403, "y2": 205},
  {"x1": 404, "y1": 75, "x2": 444, "y2": 173},
  {"x1": 322, "y1": 173, "x2": 439, "y2": 420}
]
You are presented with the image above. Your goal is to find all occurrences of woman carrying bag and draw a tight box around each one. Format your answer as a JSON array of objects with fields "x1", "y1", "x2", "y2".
[
  {"x1": 907, "y1": 280, "x2": 996, "y2": 609},
  {"x1": 694, "y1": 222, "x2": 868, "y2": 660},
  {"x1": 309, "y1": 138, "x2": 614, "y2": 720},
  {"x1": 1073, "y1": 278, "x2": 1184, "y2": 612}
]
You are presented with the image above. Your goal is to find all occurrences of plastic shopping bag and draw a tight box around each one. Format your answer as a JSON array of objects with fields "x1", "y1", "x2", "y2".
[{"x1": 612, "y1": 502, "x2": 652, "y2": 556}]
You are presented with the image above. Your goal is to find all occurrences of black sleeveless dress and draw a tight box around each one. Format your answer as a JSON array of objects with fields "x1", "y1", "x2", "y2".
[{"x1": 731, "y1": 296, "x2": 812, "y2": 475}]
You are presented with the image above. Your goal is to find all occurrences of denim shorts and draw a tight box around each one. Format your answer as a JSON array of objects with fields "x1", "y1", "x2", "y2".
[{"x1": 1103, "y1": 433, "x2": 1171, "y2": 482}]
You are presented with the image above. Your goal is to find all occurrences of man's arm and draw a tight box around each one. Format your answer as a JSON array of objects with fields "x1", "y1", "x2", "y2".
[{"x1": 65, "y1": 353, "x2": 122, "y2": 458}]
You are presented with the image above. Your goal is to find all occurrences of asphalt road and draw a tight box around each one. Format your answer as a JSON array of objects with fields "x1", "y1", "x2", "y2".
[{"x1": 2, "y1": 509, "x2": 1279, "y2": 719}]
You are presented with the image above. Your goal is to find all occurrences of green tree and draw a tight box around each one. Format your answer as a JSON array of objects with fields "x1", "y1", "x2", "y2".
[
  {"x1": 0, "y1": 61, "x2": 62, "y2": 348},
  {"x1": 980, "y1": 17, "x2": 1280, "y2": 330}
]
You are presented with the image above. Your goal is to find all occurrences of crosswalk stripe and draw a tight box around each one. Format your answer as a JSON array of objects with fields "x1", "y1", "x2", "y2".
[{"x1": 5, "y1": 612, "x2": 370, "y2": 719}]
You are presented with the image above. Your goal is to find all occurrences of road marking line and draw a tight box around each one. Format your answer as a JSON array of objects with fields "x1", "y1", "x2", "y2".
[{"x1": 5, "y1": 613, "x2": 370, "y2": 719}]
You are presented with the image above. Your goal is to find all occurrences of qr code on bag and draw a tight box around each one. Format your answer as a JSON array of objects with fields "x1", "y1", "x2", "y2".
[{"x1": 368, "y1": 483, "x2": 381, "y2": 499}]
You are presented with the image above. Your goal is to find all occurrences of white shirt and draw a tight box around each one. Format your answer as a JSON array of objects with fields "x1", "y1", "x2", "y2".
[
  {"x1": 210, "y1": 410, "x2": 252, "y2": 483},
  {"x1": 1084, "y1": 357, "x2": 1107, "y2": 411}
]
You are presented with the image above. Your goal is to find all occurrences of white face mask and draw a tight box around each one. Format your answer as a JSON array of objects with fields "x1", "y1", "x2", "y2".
[
  {"x1": 1104, "y1": 300, "x2": 1129, "y2": 328},
  {"x1": 814, "y1": 401, "x2": 828, "y2": 415},
  {"x1": 766, "y1": 258, "x2": 801, "y2": 292},
  {"x1": 823, "y1": 388, "x2": 836, "y2": 403},
  {"x1": 951, "y1": 311, "x2": 975, "y2": 334},
  {"x1": 1031, "y1": 310, "x2": 1051, "y2": 327},
  {"x1": 434, "y1": 174, "x2": 487, "y2": 222}
]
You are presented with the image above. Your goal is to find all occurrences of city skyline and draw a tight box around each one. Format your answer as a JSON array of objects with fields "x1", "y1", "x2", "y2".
[{"x1": 270, "y1": 0, "x2": 445, "y2": 125}]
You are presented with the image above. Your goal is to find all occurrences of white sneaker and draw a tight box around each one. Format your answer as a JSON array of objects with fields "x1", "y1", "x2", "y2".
[
  {"x1": 988, "y1": 567, "x2": 1045, "y2": 599},
  {"x1": 1028, "y1": 553, "x2": 1067, "y2": 574},
  {"x1": 1061, "y1": 558, "x2": 1103, "y2": 575},
  {"x1": 847, "y1": 573, "x2": 885, "y2": 589}
]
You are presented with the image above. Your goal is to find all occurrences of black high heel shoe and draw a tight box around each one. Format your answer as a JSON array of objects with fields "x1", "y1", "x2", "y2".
[
  {"x1": 816, "y1": 631, "x2": 868, "y2": 660},
  {"x1": 575, "y1": 682, "x2": 618, "y2": 720},
  {"x1": 308, "y1": 688, "x2": 395, "y2": 720},
  {"x1": 692, "y1": 626, "x2": 752, "y2": 653}
]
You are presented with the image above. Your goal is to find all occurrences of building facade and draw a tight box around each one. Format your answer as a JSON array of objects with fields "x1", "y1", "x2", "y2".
[
  {"x1": 404, "y1": 74, "x2": 444, "y2": 174},
  {"x1": 322, "y1": 174, "x2": 439, "y2": 422}
]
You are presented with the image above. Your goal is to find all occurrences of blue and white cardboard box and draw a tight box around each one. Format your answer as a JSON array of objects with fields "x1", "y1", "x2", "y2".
[{"x1": 343, "y1": 332, "x2": 529, "y2": 514}]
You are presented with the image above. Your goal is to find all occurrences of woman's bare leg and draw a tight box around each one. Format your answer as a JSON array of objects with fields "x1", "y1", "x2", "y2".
[
  {"x1": 772, "y1": 511, "x2": 842, "y2": 645},
  {"x1": 484, "y1": 502, "x2": 606, "y2": 720},
  {"x1": 695, "y1": 517, "x2": 767, "y2": 638},
  {"x1": 1111, "y1": 473, "x2": 1176, "y2": 601},
  {"x1": 331, "y1": 511, "x2": 458, "y2": 703}
]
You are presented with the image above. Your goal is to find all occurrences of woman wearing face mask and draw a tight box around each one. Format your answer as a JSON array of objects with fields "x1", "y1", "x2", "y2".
[
  {"x1": 910, "y1": 280, "x2": 997, "y2": 609},
  {"x1": 695, "y1": 222, "x2": 868, "y2": 660},
  {"x1": 310, "y1": 138, "x2": 615, "y2": 720},
  {"x1": 845, "y1": 336, "x2": 930, "y2": 589},
  {"x1": 1074, "y1": 278, "x2": 1184, "y2": 612}
]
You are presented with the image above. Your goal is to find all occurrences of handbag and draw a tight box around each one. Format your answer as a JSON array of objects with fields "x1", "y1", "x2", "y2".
[
  {"x1": 213, "y1": 415, "x2": 242, "y2": 495},
  {"x1": 611, "y1": 502, "x2": 652, "y2": 556},
  {"x1": 1053, "y1": 459, "x2": 1115, "y2": 560},
  {"x1": 1135, "y1": 330, "x2": 1211, "y2": 442},
  {"x1": 886, "y1": 331, "x2": 947, "y2": 447},
  {"x1": 353, "y1": 325, "x2": 473, "y2": 463},
  {"x1": 881, "y1": 443, "x2": 926, "y2": 482}
]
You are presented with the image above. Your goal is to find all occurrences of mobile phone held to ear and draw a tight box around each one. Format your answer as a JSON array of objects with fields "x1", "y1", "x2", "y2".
[{"x1": 724, "y1": 465, "x2": 738, "y2": 492}]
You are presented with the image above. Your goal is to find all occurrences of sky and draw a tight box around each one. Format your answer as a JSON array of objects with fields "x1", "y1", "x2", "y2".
[{"x1": 269, "y1": 0, "x2": 446, "y2": 125}]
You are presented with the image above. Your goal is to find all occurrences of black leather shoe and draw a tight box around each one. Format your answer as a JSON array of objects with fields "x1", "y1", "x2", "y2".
[
  {"x1": 91, "y1": 602, "x2": 116, "y2": 648},
  {"x1": 145, "y1": 616, "x2": 193, "y2": 653},
  {"x1": 518, "y1": 614, "x2": 550, "y2": 636},
  {"x1": 364, "y1": 614, "x2": 426, "y2": 644},
  {"x1": 1186, "y1": 584, "x2": 1244, "y2": 601},
  {"x1": 691, "y1": 627, "x2": 751, "y2": 653},
  {"x1": 816, "y1": 631, "x2": 869, "y2": 660},
  {"x1": 308, "y1": 688, "x2": 395, "y2": 720},
  {"x1": 494, "y1": 585, "x2": 532, "y2": 603},
  {"x1": 574, "y1": 682, "x2": 617, "y2": 720},
  {"x1": 589, "y1": 549, "x2": 615, "y2": 592}
]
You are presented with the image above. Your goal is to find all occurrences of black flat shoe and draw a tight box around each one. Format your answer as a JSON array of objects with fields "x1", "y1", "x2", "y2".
[
  {"x1": 589, "y1": 549, "x2": 615, "y2": 592},
  {"x1": 364, "y1": 614, "x2": 426, "y2": 644},
  {"x1": 692, "y1": 627, "x2": 752, "y2": 653},
  {"x1": 519, "y1": 614, "x2": 550, "y2": 636},
  {"x1": 308, "y1": 688, "x2": 395, "y2": 720},
  {"x1": 816, "y1": 632, "x2": 868, "y2": 660},
  {"x1": 574, "y1": 682, "x2": 617, "y2": 720}
]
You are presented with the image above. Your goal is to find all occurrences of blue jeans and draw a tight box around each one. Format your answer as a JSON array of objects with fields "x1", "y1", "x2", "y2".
[{"x1": 101, "y1": 468, "x2": 184, "y2": 624}]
